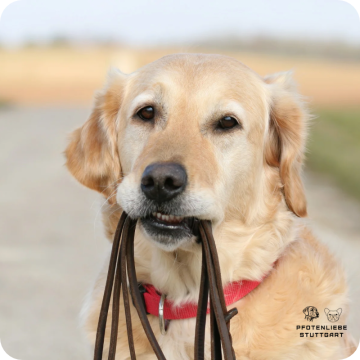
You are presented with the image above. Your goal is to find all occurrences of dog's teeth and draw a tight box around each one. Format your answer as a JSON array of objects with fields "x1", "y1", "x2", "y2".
[{"x1": 153, "y1": 212, "x2": 185, "y2": 223}]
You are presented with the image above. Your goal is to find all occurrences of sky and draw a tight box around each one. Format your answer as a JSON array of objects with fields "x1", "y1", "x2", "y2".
[{"x1": 0, "y1": 0, "x2": 359, "y2": 46}]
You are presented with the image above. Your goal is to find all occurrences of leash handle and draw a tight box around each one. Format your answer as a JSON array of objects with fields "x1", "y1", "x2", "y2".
[{"x1": 93, "y1": 214, "x2": 237, "y2": 360}]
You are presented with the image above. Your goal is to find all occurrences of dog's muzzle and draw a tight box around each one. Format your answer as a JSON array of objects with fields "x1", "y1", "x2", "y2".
[{"x1": 139, "y1": 162, "x2": 196, "y2": 248}]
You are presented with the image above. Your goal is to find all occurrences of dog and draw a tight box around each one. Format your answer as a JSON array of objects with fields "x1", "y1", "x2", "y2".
[
  {"x1": 325, "y1": 308, "x2": 343, "y2": 323},
  {"x1": 303, "y1": 306, "x2": 319, "y2": 322},
  {"x1": 65, "y1": 53, "x2": 357, "y2": 359}
]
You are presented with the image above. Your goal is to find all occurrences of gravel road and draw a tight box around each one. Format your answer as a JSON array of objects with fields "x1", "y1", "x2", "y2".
[{"x1": 0, "y1": 107, "x2": 358, "y2": 360}]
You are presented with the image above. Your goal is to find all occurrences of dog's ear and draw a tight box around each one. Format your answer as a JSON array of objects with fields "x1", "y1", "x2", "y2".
[
  {"x1": 264, "y1": 71, "x2": 310, "y2": 217},
  {"x1": 337, "y1": 308, "x2": 342, "y2": 316},
  {"x1": 65, "y1": 69, "x2": 126, "y2": 204},
  {"x1": 303, "y1": 307, "x2": 309, "y2": 316},
  {"x1": 324, "y1": 308, "x2": 330, "y2": 316}
]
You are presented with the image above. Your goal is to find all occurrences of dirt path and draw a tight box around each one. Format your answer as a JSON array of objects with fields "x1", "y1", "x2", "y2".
[{"x1": 0, "y1": 107, "x2": 358, "y2": 359}]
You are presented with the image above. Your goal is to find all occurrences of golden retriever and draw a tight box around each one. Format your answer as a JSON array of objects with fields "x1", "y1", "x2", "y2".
[{"x1": 65, "y1": 53, "x2": 357, "y2": 359}]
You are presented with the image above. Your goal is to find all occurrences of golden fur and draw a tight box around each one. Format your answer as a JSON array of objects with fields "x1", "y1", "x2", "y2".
[{"x1": 65, "y1": 54, "x2": 357, "y2": 359}]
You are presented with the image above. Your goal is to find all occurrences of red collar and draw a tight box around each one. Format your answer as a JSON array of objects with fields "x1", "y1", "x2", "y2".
[{"x1": 140, "y1": 279, "x2": 262, "y2": 320}]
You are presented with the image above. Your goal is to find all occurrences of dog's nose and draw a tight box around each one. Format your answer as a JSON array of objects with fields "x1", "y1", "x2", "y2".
[{"x1": 141, "y1": 162, "x2": 187, "y2": 202}]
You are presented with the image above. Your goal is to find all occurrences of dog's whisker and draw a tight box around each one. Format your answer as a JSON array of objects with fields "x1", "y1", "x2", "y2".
[{"x1": 99, "y1": 176, "x2": 125, "y2": 196}]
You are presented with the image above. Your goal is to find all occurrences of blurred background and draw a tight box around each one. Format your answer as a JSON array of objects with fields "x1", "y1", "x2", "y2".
[{"x1": 0, "y1": 0, "x2": 359, "y2": 359}]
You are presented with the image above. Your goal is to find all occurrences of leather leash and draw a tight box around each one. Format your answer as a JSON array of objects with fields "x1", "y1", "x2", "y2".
[{"x1": 93, "y1": 212, "x2": 237, "y2": 360}]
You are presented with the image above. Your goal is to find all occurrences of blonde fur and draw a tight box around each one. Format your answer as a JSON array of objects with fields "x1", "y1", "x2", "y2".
[{"x1": 65, "y1": 54, "x2": 356, "y2": 359}]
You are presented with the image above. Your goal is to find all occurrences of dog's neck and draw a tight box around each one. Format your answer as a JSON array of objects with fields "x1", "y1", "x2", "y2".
[{"x1": 101, "y1": 198, "x2": 297, "y2": 306}]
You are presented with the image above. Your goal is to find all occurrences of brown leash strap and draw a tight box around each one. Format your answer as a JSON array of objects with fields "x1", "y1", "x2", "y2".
[
  {"x1": 198, "y1": 221, "x2": 237, "y2": 360},
  {"x1": 93, "y1": 213, "x2": 237, "y2": 360},
  {"x1": 93, "y1": 212, "x2": 127, "y2": 360}
]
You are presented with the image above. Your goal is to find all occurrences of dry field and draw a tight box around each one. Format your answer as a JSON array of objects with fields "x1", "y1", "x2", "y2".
[{"x1": 1, "y1": 46, "x2": 360, "y2": 107}]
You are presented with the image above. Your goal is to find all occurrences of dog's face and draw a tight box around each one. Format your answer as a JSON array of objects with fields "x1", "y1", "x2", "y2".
[
  {"x1": 66, "y1": 54, "x2": 308, "y2": 251},
  {"x1": 325, "y1": 308, "x2": 342, "y2": 322},
  {"x1": 303, "y1": 306, "x2": 319, "y2": 321}
]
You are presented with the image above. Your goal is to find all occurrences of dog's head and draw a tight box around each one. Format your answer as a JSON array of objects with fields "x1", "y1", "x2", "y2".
[
  {"x1": 325, "y1": 308, "x2": 342, "y2": 322},
  {"x1": 65, "y1": 54, "x2": 309, "y2": 251},
  {"x1": 303, "y1": 306, "x2": 319, "y2": 321}
]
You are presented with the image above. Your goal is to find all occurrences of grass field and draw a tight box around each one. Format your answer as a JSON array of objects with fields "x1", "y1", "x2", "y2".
[
  {"x1": 0, "y1": 46, "x2": 359, "y2": 199},
  {"x1": 308, "y1": 108, "x2": 360, "y2": 199}
]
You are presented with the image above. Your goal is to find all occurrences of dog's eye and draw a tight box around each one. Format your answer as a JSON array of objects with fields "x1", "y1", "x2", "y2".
[
  {"x1": 217, "y1": 116, "x2": 238, "y2": 130},
  {"x1": 137, "y1": 106, "x2": 155, "y2": 121}
]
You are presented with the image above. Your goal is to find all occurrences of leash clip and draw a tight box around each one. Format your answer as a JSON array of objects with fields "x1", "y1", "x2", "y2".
[{"x1": 159, "y1": 293, "x2": 170, "y2": 335}]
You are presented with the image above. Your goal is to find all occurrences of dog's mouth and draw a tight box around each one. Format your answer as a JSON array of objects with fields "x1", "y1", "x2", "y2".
[{"x1": 140, "y1": 211, "x2": 199, "y2": 249}]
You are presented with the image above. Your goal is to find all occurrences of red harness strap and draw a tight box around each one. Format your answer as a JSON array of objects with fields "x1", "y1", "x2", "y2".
[{"x1": 142, "y1": 279, "x2": 262, "y2": 320}]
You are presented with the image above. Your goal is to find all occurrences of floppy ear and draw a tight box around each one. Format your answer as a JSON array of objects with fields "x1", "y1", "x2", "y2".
[
  {"x1": 264, "y1": 71, "x2": 309, "y2": 217},
  {"x1": 324, "y1": 308, "x2": 330, "y2": 315},
  {"x1": 303, "y1": 307, "x2": 309, "y2": 316},
  {"x1": 337, "y1": 308, "x2": 342, "y2": 316},
  {"x1": 65, "y1": 70, "x2": 125, "y2": 204}
]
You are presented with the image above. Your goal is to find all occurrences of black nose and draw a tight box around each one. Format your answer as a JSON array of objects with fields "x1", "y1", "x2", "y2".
[{"x1": 141, "y1": 162, "x2": 187, "y2": 202}]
